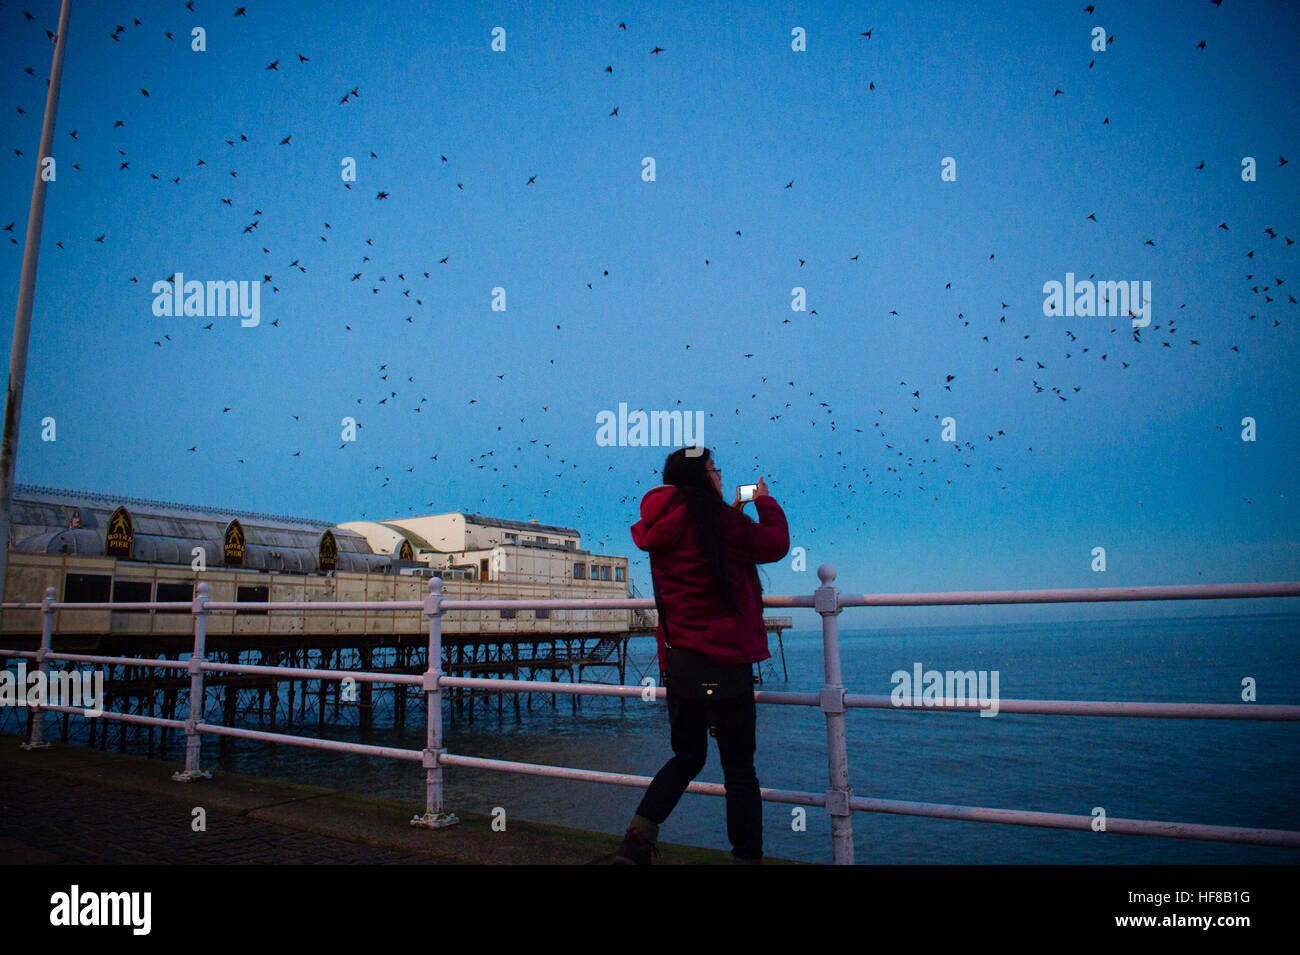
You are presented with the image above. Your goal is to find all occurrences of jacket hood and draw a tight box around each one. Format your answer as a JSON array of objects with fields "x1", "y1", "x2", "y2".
[{"x1": 629, "y1": 485, "x2": 690, "y2": 553}]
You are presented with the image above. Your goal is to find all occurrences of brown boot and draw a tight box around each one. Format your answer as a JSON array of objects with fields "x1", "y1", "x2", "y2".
[{"x1": 614, "y1": 814, "x2": 659, "y2": 865}]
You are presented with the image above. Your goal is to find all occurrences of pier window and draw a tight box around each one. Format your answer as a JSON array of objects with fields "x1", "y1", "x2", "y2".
[
  {"x1": 156, "y1": 581, "x2": 194, "y2": 615},
  {"x1": 615, "y1": 566, "x2": 625, "y2": 582},
  {"x1": 499, "y1": 608, "x2": 517, "y2": 619},
  {"x1": 535, "y1": 608, "x2": 550, "y2": 619},
  {"x1": 236, "y1": 584, "x2": 269, "y2": 615},
  {"x1": 573, "y1": 563, "x2": 586, "y2": 579},
  {"x1": 111, "y1": 578, "x2": 151, "y2": 614},
  {"x1": 62, "y1": 572, "x2": 110, "y2": 603}
]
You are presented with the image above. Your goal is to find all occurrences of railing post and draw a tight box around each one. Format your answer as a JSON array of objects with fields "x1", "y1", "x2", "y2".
[
  {"x1": 815, "y1": 564, "x2": 854, "y2": 864},
  {"x1": 172, "y1": 581, "x2": 211, "y2": 782},
  {"x1": 412, "y1": 576, "x2": 459, "y2": 828},
  {"x1": 19, "y1": 586, "x2": 56, "y2": 750}
]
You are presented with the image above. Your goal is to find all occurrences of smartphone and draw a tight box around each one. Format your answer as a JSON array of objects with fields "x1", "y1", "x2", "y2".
[{"x1": 738, "y1": 484, "x2": 758, "y2": 503}]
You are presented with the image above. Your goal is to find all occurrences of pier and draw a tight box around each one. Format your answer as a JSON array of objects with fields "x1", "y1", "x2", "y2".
[{"x1": 0, "y1": 483, "x2": 792, "y2": 739}]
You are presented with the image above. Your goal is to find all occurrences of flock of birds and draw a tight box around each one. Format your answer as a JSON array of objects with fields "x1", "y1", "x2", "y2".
[{"x1": 3, "y1": 2, "x2": 1293, "y2": 562}]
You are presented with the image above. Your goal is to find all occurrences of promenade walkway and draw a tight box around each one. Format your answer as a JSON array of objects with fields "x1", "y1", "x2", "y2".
[{"x1": 0, "y1": 733, "x2": 781, "y2": 865}]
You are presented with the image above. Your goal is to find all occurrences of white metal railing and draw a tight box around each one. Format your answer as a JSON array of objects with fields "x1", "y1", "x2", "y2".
[{"x1": 3, "y1": 565, "x2": 1299, "y2": 863}]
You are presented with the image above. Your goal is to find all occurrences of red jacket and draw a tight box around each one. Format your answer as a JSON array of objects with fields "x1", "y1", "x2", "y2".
[{"x1": 630, "y1": 485, "x2": 790, "y2": 670}]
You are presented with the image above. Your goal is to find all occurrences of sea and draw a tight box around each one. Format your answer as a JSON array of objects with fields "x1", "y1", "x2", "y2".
[{"x1": 6, "y1": 612, "x2": 1298, "y2": 864}]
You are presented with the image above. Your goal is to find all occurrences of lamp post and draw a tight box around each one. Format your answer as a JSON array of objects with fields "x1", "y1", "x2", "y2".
[{"x1": 0, "y1": 0, "x2": 72, "y2": 622}]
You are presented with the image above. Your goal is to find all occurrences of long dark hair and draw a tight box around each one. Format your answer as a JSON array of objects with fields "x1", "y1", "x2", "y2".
[{"x1": 661, "y1": 445, "x2": 743, "y2": 617}]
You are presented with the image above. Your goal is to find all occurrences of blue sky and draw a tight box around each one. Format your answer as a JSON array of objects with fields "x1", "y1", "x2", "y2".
[{"x1": 2, "y1": 0, "x2": 1297, "y2": 627}]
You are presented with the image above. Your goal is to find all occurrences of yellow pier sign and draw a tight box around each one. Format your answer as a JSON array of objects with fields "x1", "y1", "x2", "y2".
[
  {"x1": 319, "y1": 530, "x2": 338, "y2": 571},
  {"x1": 105, "y1": 506, "x2": 133, "y2": 558},
  {"x1": 223, "y1": 519, "x2": 246, "y2": 565}
]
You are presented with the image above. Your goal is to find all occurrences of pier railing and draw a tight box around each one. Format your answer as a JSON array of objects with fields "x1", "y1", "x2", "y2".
[{"x1": 3, "y1": 565, "x2": 1299, "y2": 864}]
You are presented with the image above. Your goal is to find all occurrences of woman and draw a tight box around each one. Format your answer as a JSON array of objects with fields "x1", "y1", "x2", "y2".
[{"x1": 615, "y1": 445, "x2": 789, "y2": 864}]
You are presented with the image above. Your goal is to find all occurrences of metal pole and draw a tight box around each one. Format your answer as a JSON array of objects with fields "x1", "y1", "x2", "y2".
[
  {"x1": 412, "y1": 576, "x2": 458, "y2": 828},
  {"x1": 172, "y1": 581, "x2": 211, "y2": 781},
  {"x1": 815, "y1": 564, "x2": 855, "y2": 864},
  {"x1": 0, "y1": 0, "x2": 72, "y2": 625},
  {"x1": 20, "y1": 586, "x2": 56, "y2": 750}
]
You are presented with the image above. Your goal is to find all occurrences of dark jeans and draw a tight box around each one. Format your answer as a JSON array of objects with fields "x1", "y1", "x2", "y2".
[{"x1": 636, "y1": 686, "x2": 762, "y2": 860}]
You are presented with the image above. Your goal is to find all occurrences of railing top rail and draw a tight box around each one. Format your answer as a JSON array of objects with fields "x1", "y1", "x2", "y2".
[
  {"x1": 835, "y1": 582, "x2": 1300, "y2": 606},
  {"x1": 4, "y1": 579, "x2": 1299, "y2": 614}
]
